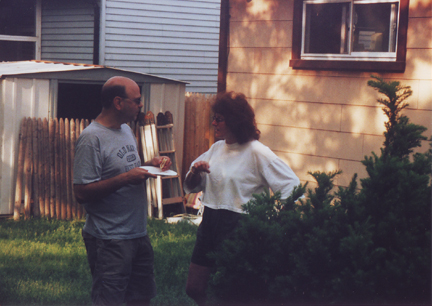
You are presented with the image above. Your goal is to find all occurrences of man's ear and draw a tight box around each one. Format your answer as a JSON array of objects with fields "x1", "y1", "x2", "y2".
[{"x1": 113, "y1": 96, "x2": 123, "y2": 111}]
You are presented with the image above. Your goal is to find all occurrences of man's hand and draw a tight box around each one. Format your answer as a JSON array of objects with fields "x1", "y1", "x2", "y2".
[
  {"x1": 125, "y1": 167, "x2": 157, "y2": 184},
  {"x1": 149, "y1": 156, "x2": 172, "y2": 171}
]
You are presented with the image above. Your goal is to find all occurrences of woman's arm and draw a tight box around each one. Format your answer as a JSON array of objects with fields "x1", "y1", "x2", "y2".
[{"x1": 184, "y1": 161, "x2": 210, "y2": 191}]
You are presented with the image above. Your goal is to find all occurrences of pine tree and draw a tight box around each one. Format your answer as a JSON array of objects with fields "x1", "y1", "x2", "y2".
[{"x1": 358, "y1": 75, "x2": 431, "y2": 303}]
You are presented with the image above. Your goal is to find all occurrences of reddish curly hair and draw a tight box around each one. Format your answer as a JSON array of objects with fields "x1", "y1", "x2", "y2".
[{"x1": 212, "y1": 91, "x2": 260, "y2": 144}]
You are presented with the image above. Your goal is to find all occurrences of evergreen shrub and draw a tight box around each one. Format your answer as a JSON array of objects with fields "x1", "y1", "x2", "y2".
[{"x1": 209, "y1": 76, "x2": 431, "y2": 305}]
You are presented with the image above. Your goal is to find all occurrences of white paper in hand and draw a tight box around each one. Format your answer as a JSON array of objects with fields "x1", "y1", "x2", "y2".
[{"x1": 140, "y1": 166, "x2": 177, "y2": 176}]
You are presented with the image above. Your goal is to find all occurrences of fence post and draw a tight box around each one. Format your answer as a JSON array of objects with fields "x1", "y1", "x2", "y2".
[
  {"x1": 24, "y1": 118, "x2": 33, "y2": 220},
  {"x1": 13, "y1": 118, "x2": 26, "y2": 220}
]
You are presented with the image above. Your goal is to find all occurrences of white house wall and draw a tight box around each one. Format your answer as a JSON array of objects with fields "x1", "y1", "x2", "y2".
[
  {"x1": 0, "y1": 78, "x2": 51, "y2": 215},
  {"x1": 41, "y1": 0, "x2": 95, "y2": 64},
  {"x1": 102, "y1": 0, "x2": 221, "y2": 93}
]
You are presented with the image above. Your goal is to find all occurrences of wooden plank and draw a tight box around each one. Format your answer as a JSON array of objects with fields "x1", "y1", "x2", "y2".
[
  {"x1": 32, "y1": 118, "x2": 40, "y2": 217},
  {"x1": 77, "y1": 118, "x2": 85, "y2": 219},
  {"x1": 13, "y1": 118, "x2": 26, "y2": 220},
  {"x1": 37, "y1": 118, "x2": 45, "y2": 217},
  {"x1": 65, "y1": 118, "x2": 71, "y2": 219},
  {"x1": 140, "y1": 126, "x2": 153, "y2": 218},
  {"x1": 49, "y1": 118, "x2": 56, "y2": 219},
  {"x1": 77, "y1": 119, "x2": 85, "y2": 219},
  {"x1": 182, "y1": 94, "x2": 194, "y2": 181},
  {"x1": 55, "y1": 118, "x2": 61, "y2": 219},
  {"x1": 59, "y1": 118, "x2": 66, "y2": 220},
  {"x1": 162, "y1": 197, "x2": 184, "y2": 205},
  {"x1": 24, "y1": 118, "x2": 33, "y2": 220},
  {"x1": 150, "y1": 118, "x2": 159, "y2": 157},
  {"x1": 43, "y1": 118, "x2": 50, "y2": 218},
  {"x1": 196, "y1": 95, "x2": 205, "y2": 162},
  {"x1": 70, "y1": 118, "x2": 77, "y2": 219},
  {"x1": 156, "y1": 176, "x2": 163, "y2": 219}
]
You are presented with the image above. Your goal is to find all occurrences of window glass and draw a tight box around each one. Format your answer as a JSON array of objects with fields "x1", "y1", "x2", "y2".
[
  {"x1": 304, "y1": 3, "x2": 350, "y2": 54},
  {"x1": 0, "y1": 0, "x2": 36, "y2": 36},
  {"x1": 302, "y1": 0, "x2": 399, "y2": 59},
  {"x1": 0, "y1": 41, "x2": 35, "y2": 61},
  {"x1": 352, "y1": 3, "x2": 398, "y2": 52}
]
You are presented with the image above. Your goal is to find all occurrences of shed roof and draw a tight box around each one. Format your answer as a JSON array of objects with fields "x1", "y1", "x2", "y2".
[{"x1": 0, "y1": 60, "x2": 188, "y2": 84}]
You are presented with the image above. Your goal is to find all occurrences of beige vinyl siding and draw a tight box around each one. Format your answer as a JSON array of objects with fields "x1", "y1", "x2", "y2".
[
  {"x1": 41, "y1": 0, "x2": 95, "y2": 64},
  {"x1": 102, "y1": 0, "x2": 221, "y2": 93},
  {"x1": 226, "y1": 0, "x2": 432, "y2": 187}
]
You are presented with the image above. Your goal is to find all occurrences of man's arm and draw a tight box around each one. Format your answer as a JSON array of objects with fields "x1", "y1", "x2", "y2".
[
  {"x1": 74, "y1": 166, "x2": 156, "y2": 204},
  {"x1": 74, "y1": 156, "x2": 171, "y2": 204}
]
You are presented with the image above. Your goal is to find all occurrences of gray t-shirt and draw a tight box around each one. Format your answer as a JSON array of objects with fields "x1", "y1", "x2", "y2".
[{"x1": 73, "y1": 122, "x2": 147, "y2": 239}]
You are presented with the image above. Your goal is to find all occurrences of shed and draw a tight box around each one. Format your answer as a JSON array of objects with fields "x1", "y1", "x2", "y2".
[{"x1": 0, "y1": 60, "x2": 187, "y2": 215}]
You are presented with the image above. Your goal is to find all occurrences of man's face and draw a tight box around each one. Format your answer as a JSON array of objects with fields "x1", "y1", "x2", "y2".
[{"x1": 121, "y1": 81, "x2": 142, "y2": 122}]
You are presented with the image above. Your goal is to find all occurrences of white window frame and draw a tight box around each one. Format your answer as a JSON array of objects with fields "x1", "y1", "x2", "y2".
[
  {"x1": 300, "y1": 0, "x2": 400, "y2": 62},
  {"x1": 0, "y1": 0, "x2": 42, "y2": 60}
]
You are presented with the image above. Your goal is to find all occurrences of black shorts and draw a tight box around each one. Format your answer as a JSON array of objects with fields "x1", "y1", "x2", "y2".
[
  {"x1": 82, "y1": 231, "x2": 157, "y2": 305},
  {"x1": 191, "y1": 206, "x2": 243, "y2": 267}
]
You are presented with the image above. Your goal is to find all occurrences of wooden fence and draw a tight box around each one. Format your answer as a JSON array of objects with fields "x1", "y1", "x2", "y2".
[
  {"x1": 182, "y1": 93, "x2": 216, "y2": 181},
  {"x1": 13, "y1": 93, "x2": 216, "y2": 220},
  {"x1": 14, "y1": 117, "x2": 89, "y2": 220}
]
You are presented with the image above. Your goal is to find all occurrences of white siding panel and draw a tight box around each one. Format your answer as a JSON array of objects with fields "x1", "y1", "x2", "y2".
[
  {"x1": 43, "y1": 41, "x2": 94, "y2": 47},
  {"x1": 110, "y1": 0, "x2": 220, "y2": 11},
  {"x1": 107, "y1": 6, "x2": 220, "y2": 20},
  {"x1": 106, "y1": 21, "x2": 220, "y2": 34},
  {"x1": 0, "y1": 78, "x2": 51, "y2": 215},
  {"x1": 106, "y1": 34, "x2": 218, "y2": 47},
  {"x1": 103, "y1": 0, "x2": 221, "y2": 93},
  {"x1": 41, "y1": 0, "x2": 95, "y2": 64},
  {"x1": 105, "y1": 55, "x2": 218, "y2": 65},
  {"x1": 107, "y1": 13, "x2": 220, "y2": 27},
  {"x1": 105, "y1": 47, "x2": 218, "y2": 57},
  {"x1": 106, "y1": 27, "x2": 220, "y2": 40},
  {"x1": 105, "y1": 40, "x2": 218, "y2": 52}
]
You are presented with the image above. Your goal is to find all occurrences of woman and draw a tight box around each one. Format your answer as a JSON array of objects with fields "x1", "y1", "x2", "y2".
[{"x1": 184, "y1": 91, "x2": 300, "y2": 305}]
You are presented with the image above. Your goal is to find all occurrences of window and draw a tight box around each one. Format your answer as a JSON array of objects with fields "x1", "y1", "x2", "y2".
[
  {"x1": 0, "y1": 0, "x2": 41, "y2": 61},
  {"x1": 290, "y1": 0, "x2": 409, "y2": 71}
]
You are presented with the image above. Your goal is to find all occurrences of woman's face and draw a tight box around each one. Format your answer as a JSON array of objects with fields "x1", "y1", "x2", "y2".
[{"x1": 212, "y1": 113, "x2": 236, "y2": 144}]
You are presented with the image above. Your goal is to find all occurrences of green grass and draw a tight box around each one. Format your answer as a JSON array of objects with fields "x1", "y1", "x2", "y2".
[{"x1": 0, "y1": 217, "x2": 198, "y2": 306}]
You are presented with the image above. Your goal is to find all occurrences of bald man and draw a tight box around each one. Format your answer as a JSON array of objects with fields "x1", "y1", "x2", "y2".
[{"x1": 73, "y1": 76, "x2": 171, "y2": 306}]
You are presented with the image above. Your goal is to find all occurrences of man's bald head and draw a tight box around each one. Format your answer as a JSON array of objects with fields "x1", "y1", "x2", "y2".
[{"x1": 101, "y1": 76, "x2": 139, "y2": 109}]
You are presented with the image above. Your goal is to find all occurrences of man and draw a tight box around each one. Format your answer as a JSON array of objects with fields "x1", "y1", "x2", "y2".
[{"x1": 73, "y1": 76, "x2": 170, "y2": 306}]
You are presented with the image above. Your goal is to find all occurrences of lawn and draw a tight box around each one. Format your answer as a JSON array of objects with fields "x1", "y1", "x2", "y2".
[{"x1": 0, "y1": 217, "x2": 198, "y2": 306}]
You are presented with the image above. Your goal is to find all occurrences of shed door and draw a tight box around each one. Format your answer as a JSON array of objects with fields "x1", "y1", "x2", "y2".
[{"x1": 57, "y1": 83, "x2": 103, "y2": 120}]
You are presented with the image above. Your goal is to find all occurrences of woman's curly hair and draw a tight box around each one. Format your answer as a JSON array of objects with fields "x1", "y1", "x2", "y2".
[{"x1": 212, "y1": 91, "x2": 260, "y2": 144}]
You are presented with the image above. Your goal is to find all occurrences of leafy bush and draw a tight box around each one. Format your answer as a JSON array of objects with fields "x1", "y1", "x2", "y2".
[{"x1": 209, "y1": 76, "x2": 431, "y2": 305}]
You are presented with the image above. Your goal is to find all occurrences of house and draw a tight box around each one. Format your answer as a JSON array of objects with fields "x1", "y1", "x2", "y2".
[
  {"x1": 0, "y1": 0, "x2": 221, "y2": 93},
  {"x1": 217, "y1": 0, "x2": 431, "y2": 187},
  {"x1": 0, "y1": 60, "x2": 187, "y2": 215}
]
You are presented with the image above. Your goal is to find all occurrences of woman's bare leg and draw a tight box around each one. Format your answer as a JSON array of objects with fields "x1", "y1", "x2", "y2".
[{"x1": 185, "y1": 263, "x2": 211, "y2": 306}]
